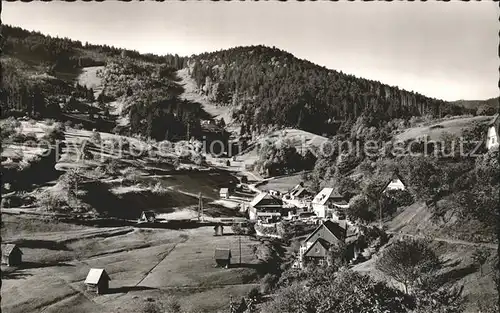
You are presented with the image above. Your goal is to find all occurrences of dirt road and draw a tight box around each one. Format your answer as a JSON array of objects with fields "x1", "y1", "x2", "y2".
[{"x1": 387, "y1": 231, "x2": 497, "y2": 249}]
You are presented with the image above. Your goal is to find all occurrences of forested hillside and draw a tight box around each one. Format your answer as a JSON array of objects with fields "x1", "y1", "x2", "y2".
[
  {"x1": 190, "y1": 45, "x2": 471, "y2": 136},
  {"x1": 451, "y1": 97, "x2": 499, "y2": 115},
  {"x1": 0, "y1": 24, "x2": 186, "y2": 120}
]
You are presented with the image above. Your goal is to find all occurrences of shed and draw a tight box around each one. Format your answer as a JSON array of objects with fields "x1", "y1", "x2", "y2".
[
  {"x1": 219, "y1": 188, "x2": 229, "y2": 199},
  {"x1": 1, "y1": 244, "x2": 22, "y2": 266},
  {"x1": 312, "y1": 188, "x2": 349, "y2": 219},
  {"x1": 84, "y1": 268, "x2": 111, "y2": 294},
  {"x1": 214, "y1": 248, "x2": 232, "y2": 268},
  {"x1": 487, "y1": 114, "x2": 499, "y2": 150},
  {"x1": 139, "y1": 211, "x2": 156, "y2": 223}
]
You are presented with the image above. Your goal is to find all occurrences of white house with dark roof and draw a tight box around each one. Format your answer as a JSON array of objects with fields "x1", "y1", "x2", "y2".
[
  {"x1": 311, "y1": 188, "x2": 349, "y2": 219},
  {"x1": 486, "y1": 114, "x2": 499, "y2": 150},
  {"x1": 381, "y1": 173, "x2": 407, "y2": 194}
]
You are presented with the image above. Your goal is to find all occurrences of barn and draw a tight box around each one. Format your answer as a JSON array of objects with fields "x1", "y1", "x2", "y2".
[
  {"x1": 1, "y1": 244, "x2": 23, "y2": 266},
  {"x1": 139, "y1": 211, "x2": 156, "y2": 223},
  {"x1": 214, "y1": 248, "x2": 232, "y2": 268},
  {"x1": 84, "y1": 268, "x2": 111, "y2": 294},
  {"x1": 219, "y1": 188, "x2": 229, "y2": 199}
]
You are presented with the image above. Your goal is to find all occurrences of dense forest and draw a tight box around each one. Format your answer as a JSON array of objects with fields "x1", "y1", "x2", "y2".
[{"x1": 190, "y1": 45, "x2": 473, "y2": 136}]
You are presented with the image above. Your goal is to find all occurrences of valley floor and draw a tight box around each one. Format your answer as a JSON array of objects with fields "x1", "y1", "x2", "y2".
[{"x1": 1, "y1": 215, "x2": 263, "y2": 313}]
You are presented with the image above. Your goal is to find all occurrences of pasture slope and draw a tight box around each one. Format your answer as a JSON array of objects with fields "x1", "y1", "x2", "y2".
[
  {"x1": 352, "y1": 201, "x2": 497, "y2": 313},
  {"x1": 395, "y1": 115, "x2": 492, "y2": 142},
  {"x1": 1, "y1": 214, "x2": 263, "y2": 313}
]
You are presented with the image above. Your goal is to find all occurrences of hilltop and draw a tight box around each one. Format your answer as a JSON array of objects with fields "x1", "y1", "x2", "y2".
[
  {"x1": 187, "y1": 45, "x2": 477, "y2": 137},
  {"x1": 451, "y1": 97, "x2": 499, "y2": 115}
]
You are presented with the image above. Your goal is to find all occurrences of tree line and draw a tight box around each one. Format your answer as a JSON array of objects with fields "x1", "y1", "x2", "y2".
[{"x1": 189, "y1": 45, "x2": 472, "y2": 136}]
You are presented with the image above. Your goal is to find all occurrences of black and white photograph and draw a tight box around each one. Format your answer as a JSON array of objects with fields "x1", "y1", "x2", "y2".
[{"x1": 0, "y1": 1, "x2": 498, "y2": 313}]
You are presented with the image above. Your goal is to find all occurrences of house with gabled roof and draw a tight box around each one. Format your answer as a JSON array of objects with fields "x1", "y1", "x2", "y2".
[
  {"x1": 286, "y1": 183, "x2": 312, "y2": 200},
  {"x1": 298, "y1": 220, "x2": 359, "y2": 268},
  {"x1": 1, "y1": 244, "x2": 22, "y2": 266},
  {"x1": 248, "y1": 192, "x2": 284, "y2": 223},
  {"x1": 486, "y1": 114, "x2": 499, "y2": 150},
  {"x1": 84, "y1": 268, "x2": 111, "y2": 294},
  {"x1": 219, "y1": 187, "x2": 229, "y2": 199},
  {"x1": 311, "y1": 188, "x2": 349, "y2": 219}
]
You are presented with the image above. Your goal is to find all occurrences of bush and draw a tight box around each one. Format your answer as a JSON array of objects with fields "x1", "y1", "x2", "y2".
[
  {"x1": 376, "y1": 239, "x2": 441, "y2": 293},
  {"x1": 231, "y1": 223, "x2": 244, "y2": 235},
  {"x1": 74, "y1": 123, "x2": 84, "y2": 130},
  {"x1": 89, "y1": 130, "x2": 101, "y2": 144},
  {"x1": 347, "y1": 195, "x2": 376, "y2": 223},
  {"x1": 44, "y1": 119, "x2": 55, "y2": 126},
  {"x1": 260, "y1": 273, "x2": 278, "y2": 294},
  {"x1": 10, "y1": 133, "x2": 27, "y2": 143},
  {"x1": 38, "y1": 191, "x2": 67, "y2": 211}
]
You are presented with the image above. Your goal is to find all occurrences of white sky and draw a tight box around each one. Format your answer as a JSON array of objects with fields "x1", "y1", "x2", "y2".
[{"x1": 3, "y1": 1, "x2": 498, "y2": 101}]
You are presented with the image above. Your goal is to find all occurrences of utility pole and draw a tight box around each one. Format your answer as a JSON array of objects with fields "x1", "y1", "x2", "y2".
[
  {"x1": 198, "y1": 192, "x2": 203, "y2": 221},
  {"x1": 239, "y1": 235, "x2": 242, "y2": 265},
  {"x1": 378, "y1": 197, "x2": 383, "y2": 229},
  {"x1": 187, "y1": 123, "x2": 190, "y2": 141}
]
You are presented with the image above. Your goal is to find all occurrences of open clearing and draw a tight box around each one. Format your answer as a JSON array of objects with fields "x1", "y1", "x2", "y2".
[
  {"x1": 256, "y1": 173, "x2": 304, "y2": 193},
  {"x1": 77, "y1": 66, "x2": 104, "y2": 98},
  {"x1": 1, "y1": 214, "x2": 264, "y2": 313},
  {"x1": 177, "y1": 68, "x2": 236, "y2": 132}
]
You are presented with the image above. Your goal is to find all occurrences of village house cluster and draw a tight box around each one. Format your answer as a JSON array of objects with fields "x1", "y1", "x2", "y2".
[{"x1": 215, "y1": 170, "x2": 409, "y2": 270}]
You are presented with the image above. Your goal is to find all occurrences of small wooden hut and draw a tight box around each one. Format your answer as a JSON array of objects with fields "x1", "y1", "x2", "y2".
[
  {"x1": 139, "y1": 211, "x2": 156, "y2": 223},
  {"x1": 219, "y1": 188, "x2": 229, "y2": 199},
  {"x1": 214, "y1": 248, "x2": 232, "y2": 268},
  {"x1": 1, "y1": 244, "x2": 22, "y2": 266},
  {"x1": 84, "y1": 268, "x2": 111, "y2": 295}
]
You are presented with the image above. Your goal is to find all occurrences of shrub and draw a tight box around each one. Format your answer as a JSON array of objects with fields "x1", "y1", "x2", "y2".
[
  {"x1": 44, "y1": 119, "x2": 55, "y2": 126},
  {"x1": 260, "y1": 273, "x2": 278, "y2": 294},
  {"x1": 38, "y1": 191, "x2": 67, "y2": 211},
  {"x1": 471, "y1": 247, "x2": 490, "y2": 276},
  {"x1": 231, "y1": 223, "x2": 244, "y2": 235},
  {"x1": 74, "y1": 123, "x2": 84, "y2": 130},
  {"x1": 43, "y1": 126, "x2": 65, "y2": 144},
  {"x1": 10, "y1": 133, "x2": 27, "y2": 143},
  {"x1": 347, "y1": 195, "x2": 376, "y2": 223},
  {"x1": 89, "y1": 130, "x2": 101, "y2": 144}
]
